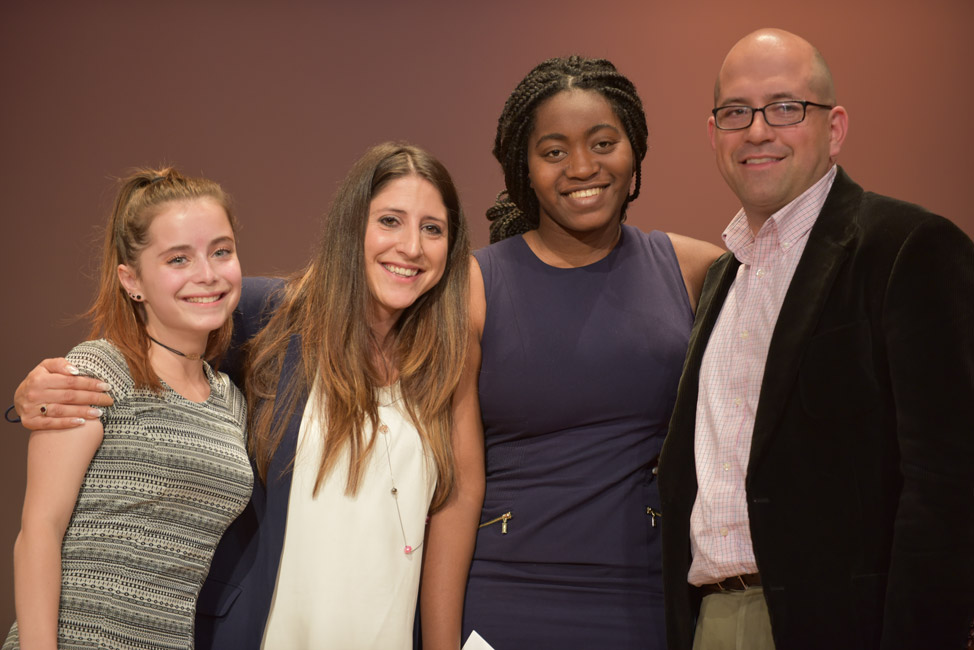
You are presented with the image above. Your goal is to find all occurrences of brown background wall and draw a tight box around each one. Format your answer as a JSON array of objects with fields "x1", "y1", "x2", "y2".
[{"x1": 1, "y1": 0, "x2": 971, "y2": 625}]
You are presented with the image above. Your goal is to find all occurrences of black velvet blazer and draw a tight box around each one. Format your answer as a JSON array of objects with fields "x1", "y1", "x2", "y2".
[{"x1": 658, "y1": 168, "x2": 974, "y2": 650}]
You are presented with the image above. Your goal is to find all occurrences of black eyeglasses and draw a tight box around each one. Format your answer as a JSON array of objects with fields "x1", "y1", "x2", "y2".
[{"x1": 712, "y1": 100, "x2": 834, "y2": 130}]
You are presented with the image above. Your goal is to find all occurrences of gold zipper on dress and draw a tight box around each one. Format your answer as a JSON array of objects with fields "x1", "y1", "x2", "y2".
[
  {"x1": 646, "y1": 507, "x2": 662, "y2": 528},
  {"x1": 478, "y1": 511, "x2": 513, "y2": 534}
]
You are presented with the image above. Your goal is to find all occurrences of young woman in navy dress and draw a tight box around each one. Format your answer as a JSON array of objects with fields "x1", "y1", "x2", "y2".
[{"x1": 460, "y1": 57, "x2": 722, "y2": 649}]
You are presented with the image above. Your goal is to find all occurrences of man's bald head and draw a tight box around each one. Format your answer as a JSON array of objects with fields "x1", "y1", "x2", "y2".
[{"x1": 714, "y1": 28, "x2": 835, "y2": 106}]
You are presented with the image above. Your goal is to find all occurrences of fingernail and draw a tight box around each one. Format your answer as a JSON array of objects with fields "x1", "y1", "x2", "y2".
[
  {"x1": 66, "y1": 364, "x2": 80, "y2": 376},
  {"x1": 97, "y1": 382, "x2": 111, "y2": 391},
  {"x1": 88, "y1": 408, "x2": 103, "y2": 418},
  {"x1": 72, "y1": 418, "x2": 86, "y2": 426}
]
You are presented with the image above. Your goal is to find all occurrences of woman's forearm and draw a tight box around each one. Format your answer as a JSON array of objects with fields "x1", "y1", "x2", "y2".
[
  {"x1": 420, "y1": 327, "x2": 486, "y2": 649},
  {"x1": 420, "y1": 471, "x2": 483, "y2": 649}
]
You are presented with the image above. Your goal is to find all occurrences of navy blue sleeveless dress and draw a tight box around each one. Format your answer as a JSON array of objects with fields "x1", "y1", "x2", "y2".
[{"x1": 462, "y1": 226, "x2": 693, "y2": 649}]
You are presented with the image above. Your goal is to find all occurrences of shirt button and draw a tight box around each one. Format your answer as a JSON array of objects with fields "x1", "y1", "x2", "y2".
[
  {"x1": 756, "y1": 268, "x2": 766, "y2": 278},
  {"x1": 782, "y1": 241, "x2": 792, "y2": 249},
  {"x1": 740, "y1": 330, "x2": 749, "y2": 339},
  {"x1": 722, "y1": 462, "x2": 730, "y2": 471},
  {"x1": 720, "y1": 527, "x2": 729, "y2": 537},
  {"x1": 733, "y1": 397, "x2": 742, "y2": 406}
]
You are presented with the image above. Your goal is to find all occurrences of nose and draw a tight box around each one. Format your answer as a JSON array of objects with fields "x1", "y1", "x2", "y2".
[
  {"x1": 196, "y1": 257, "x2": 218, "y2": 283},
  {"x1": 744, "y1": 109, "x2": 775, "y2": 143},
  {"x1": 566, "y1": 147, "x2": 598, "y2": 180},
  {"x1": 396, "y1": 225, "x2": 423, "y2": 259}
]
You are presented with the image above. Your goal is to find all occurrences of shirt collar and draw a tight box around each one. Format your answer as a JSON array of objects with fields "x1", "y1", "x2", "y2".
[{"x1": 722, "y1": 165, "x2": 838, "y2": 265}]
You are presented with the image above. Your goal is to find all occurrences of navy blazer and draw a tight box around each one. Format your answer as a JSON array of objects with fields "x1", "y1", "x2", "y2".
[
  {"x1": 195, "y1": 277, "x2": 306, "y2": 650},
  {"x1": 659, "y1": 169, "x2": 974, "y2": 649}
]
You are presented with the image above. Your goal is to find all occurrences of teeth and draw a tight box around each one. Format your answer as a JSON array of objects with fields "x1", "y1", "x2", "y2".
[
  {"x1": 745, "y1": 157, "x2": 779, "y2": 164},
  {"x1": 384, "y1": 264, "x2": 418, "y2": 277},
  {"x1": 567, "y1": 187, "x2": 603, "y2": 199},
  {"x1": 185, "y1": 296, "x2": 221, "y2": 303}
]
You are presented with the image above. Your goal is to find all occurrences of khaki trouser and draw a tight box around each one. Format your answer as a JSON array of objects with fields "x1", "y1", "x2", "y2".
[{"x1": 692, "y1": 586, "x2": 775, "y2": 650}]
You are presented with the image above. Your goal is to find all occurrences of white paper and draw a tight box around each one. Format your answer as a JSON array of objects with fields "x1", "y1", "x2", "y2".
[{"x1": 462, "y1": 630, "x2": 497, "y2": 650}]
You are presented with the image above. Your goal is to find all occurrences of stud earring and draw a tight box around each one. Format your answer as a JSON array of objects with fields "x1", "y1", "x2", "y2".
[{"x1": 130, "y1": 294, "x2": 142, "y2": 301}]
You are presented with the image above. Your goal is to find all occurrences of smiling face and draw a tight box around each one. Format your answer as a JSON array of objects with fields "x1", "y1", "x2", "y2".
[
  {"x1": 709, "y1": 31, "x2": 847, "y2": 230},
  {"x1": 363, "y1": 174, "x2": 449, "y2": 334},
  {"x1": 118, "y1": 198, "x2": 241, "y2": 352},
  {"x1": 527, "y1": 89, "x2": 634, "y2": 239}
]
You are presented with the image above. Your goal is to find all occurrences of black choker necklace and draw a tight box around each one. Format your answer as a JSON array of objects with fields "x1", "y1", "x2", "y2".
[{"x1": 148, "y1": 335, "x2": 202, "y2": 361}]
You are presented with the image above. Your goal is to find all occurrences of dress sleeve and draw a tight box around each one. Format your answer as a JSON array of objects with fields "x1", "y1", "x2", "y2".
[{"x1": 64, "y1": 339, "x2": 134, "y2": 418}]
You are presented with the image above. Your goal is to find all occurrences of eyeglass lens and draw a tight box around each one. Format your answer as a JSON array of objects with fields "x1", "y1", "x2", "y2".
[{"x1": 716, "y1": 101, "x2": 806, "y2": 129}]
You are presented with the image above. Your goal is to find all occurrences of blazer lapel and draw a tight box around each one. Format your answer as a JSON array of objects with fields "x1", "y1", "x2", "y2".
[
  {"x1": 690, "y1": 254, "x2": 741, "y2": 369},
  {"x1": 261, "y1": 334, "x2": 307, "y2": 582},
  {"x1": 666, "y1": 251, "x2": 741, "y2": 496},
  {"x1": 268, "y1": 334, "x2": 306, "y2": 480},
  {"x1": 747, "y1": 169, "x2": 862, "y2": 473}
]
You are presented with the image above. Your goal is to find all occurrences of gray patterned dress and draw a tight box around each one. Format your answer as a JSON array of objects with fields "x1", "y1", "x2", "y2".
[{"x1": 3, "y1": 339, "x2": 253, "y2": 650}]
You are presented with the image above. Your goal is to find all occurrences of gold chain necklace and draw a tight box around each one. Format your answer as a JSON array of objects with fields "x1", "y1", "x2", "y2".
[{"x1": 379, "y1": 423, "x2": 424, "y2": 555}]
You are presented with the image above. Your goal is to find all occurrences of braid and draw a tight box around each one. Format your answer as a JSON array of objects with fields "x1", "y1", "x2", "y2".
[
  {"x1": 489, "y1": 56, "x2": 649, "y2": 240},
  {"x1": 486, "y1": 191, "x2": 531, "y2": 244}
]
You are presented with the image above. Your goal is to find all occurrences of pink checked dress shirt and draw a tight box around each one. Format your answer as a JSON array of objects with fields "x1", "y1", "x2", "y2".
[{"x1": 687, "y1": 166, "x2": 837, "y2": 586}]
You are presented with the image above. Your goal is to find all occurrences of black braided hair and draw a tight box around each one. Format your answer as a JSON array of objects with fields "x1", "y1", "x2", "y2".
[{"x1": 488, "y1": 55, "x2": 649, "y2": 244}]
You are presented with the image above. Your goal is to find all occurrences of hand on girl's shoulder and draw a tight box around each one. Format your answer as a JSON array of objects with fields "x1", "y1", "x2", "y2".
[{"x1": 67, "y1": 339, "x2": 133, "y2": 402}]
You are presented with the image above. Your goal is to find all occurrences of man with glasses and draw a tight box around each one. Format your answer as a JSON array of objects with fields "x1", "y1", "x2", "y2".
[{"x1": 659, "y1": 28, "x2": 973, "y2": 650}]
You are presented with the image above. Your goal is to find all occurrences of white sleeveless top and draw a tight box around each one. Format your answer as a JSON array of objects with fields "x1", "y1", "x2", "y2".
[{"x1": 261, "y1": 383, "x2": 436, "y2": 649}]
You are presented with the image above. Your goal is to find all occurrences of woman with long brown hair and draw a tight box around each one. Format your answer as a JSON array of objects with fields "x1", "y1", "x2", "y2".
[{"x1": 192, "y1": 142, "x2": 482, "y2": 649}]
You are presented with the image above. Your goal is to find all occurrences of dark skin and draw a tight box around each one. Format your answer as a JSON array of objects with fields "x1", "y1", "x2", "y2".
[{"x1": 516, "y1": 89, "x2": 722, "y2": 309}]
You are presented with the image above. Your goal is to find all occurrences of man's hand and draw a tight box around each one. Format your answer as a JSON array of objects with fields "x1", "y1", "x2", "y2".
[{"x1": 13, "y1": 358, "x2": 113, "y2": 431}]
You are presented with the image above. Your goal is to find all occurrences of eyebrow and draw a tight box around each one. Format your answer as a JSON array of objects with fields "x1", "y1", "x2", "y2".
[
  {"x1": 718, "y1": 91, "x2": 799, "y2": 106},
  {"x1": 372, "y1": 207, "x2": 447, "y2": 223},
  {"x1": 372, "y1": 206, "x2": 407, "y2": 215},
  {"x1": 534, "y1": 122, "x2": 623, "y2": 145},
  {"x1": 159, "y1": 235, "x2": 235, "y2": 256}
]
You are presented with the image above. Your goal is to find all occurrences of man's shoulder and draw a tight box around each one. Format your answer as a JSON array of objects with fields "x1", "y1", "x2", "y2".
[
  {"x1": 859, "y1": 189, "x2": 942, "y2": 224},
  {"x1": 828, "y1": 169, "x2": 965, "y2": 244},
  {"x1": 855, "y1": 192, "x2": 973, "y2": 261}
]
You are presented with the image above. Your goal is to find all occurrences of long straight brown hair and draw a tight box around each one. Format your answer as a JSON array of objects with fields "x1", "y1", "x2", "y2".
[
  {"x1": 87, "y1": 167, "x2": 237, "y2": 390},
  {"x1": 246, "y1": 142, "x2": 470, "y2": 510}
]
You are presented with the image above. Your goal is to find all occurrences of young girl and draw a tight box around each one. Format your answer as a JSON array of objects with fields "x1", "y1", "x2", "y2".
[{"x1": 4, "y1": 169, "x2": 252, "y2": 649}]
